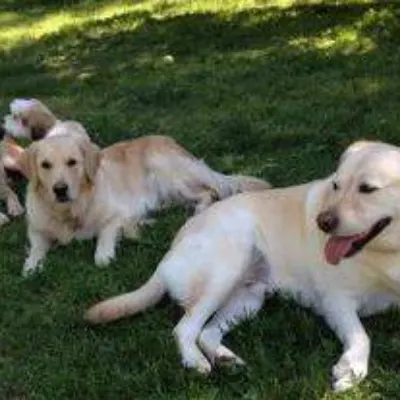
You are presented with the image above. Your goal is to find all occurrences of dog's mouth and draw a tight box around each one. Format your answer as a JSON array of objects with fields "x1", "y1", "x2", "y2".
[
  {"x1": 54, "y1": 192, "x2": 71, "y2": 203},
  {"x1": 324, "y1": 217, "x2": 392, "y2": 265}
]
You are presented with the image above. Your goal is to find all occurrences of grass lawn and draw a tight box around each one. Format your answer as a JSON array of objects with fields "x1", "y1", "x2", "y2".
[{"x1": 1, "y1": 0, "x2": 400, "y2": 398}]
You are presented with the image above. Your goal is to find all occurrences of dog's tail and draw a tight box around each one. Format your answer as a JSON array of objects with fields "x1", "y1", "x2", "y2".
[
  {"x1": 171, "y1": 154, "x2": 271, "y2": 199},
  {"x1": 214, "y1": 174, "x2": 271, "y2": 198},
  {"x1": 84, "y1": 272, "x2": 165, "y2": 324}
]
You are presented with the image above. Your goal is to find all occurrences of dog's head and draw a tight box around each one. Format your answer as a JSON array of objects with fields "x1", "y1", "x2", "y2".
[
  {"x1": 20, "y1": 122, "x2": 100, "y2": 204},
  {"x1": 316, "y1": 141, "x2": 400, "y2": 265},
  {"x1": 2, "y1": 98, "x2": 58, "y2": 140}
]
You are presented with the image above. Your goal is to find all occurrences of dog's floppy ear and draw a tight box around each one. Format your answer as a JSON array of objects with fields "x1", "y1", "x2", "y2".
[
  {"x1": 80, "y1": 139, "x2": 101, "y2": 183},
  {"x1": 30, "y1": 125, "x2": 47, "y2": 141},
  {"x1": 29, "y1": 111, "x2": 56, "y2": 141},
  {"x1": 18, "y1": 142, "x2": 38, "y2": 181},
  {"x1": 2, "y1": 137, "x2": 25, "y2": 171}
]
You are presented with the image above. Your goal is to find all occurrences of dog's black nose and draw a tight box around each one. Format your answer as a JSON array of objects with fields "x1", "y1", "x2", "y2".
[
  {"x1": 316, "y1": 210, "x2": 339, "y2": 233},
  {"x1": 53, "y1": 182, "x2": 69, "y2": 201}
]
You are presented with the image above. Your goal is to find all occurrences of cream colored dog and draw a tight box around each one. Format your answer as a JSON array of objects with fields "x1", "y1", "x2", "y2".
[
  {"x1": 85, "y1": 140, "x2": 400, "y2": 392},
  {"x1": 3, "y1": 98, "x2": 59, "y2": 140},
  {"x1": 2, "y1": 98, "x2": 91, "y2": 141},
  {"x1": 1, "y1": 98, "x2": 58, "y2": 219},
  {"x1": 0, "y1": 99, "x2": 89, "y2": 219},
  {"x1": 21, "y1": 121, "x2": 269, "y2": 276}
]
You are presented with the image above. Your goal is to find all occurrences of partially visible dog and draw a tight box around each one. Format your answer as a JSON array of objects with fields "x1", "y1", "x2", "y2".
[
  {"x1": 20, "y1": 121, "x2": 270, "y2": 276},
  {"x1": 2, "y1": 98, "x2": 91, "y2": 142},
  {"x1": 3, "y1": 98, "x2": 59, "y2": 140},
  {"x1": 0, "y1": 126, "x2": 25, "y2": 223},
  {"x1": 86, "y1": 140, "x2": 400, "y2": 392}
]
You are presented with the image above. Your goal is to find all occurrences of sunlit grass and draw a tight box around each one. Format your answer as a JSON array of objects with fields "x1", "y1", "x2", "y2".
[
  {"x1": 0, "y1": 1, "x2": 141, "y2": 49},
  {"x1": 0, "y1": 0, "x2": 382, "y2": 51}
]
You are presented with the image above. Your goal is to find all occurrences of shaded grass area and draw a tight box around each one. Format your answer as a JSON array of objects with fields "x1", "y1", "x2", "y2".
[{"x1": 1, "y1": 0, "x2": 400, "y2": 399}]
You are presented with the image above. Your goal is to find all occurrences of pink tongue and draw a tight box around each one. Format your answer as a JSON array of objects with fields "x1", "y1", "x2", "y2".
[{"x1": 324, "y1": 235, "x2": 362, "y2": 265}]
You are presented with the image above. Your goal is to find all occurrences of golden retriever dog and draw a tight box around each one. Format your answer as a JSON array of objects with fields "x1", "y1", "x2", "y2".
[
  {"x1": 21, "y1": 121, "x2": 269, "y2": 276},
  {"x1": 0, "y1": 99, "x2": 90, "y2": 219},
  {"x1": 0, "y1": 131, "x2": 25, "y2": 223},
  {"x1": 86, "y1": 140, "x2": 400, "y2": 392}
]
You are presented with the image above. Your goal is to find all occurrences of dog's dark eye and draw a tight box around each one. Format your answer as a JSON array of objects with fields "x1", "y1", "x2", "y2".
[
  {"x1": 41, "y1": 160, "x2": 52, "y2": 170},
  {"x1": 67, "y1": 158, "x2": 77, "y2": 167},
  {"x1": 332, "y1": 181, "x2": 340, "y2": 191},
  {"x1": 359, "y1": 183, "x2": 378, "y2": 194},
  {"x1": 21, "y1": 117, "x2": 28, "y2": 127}
]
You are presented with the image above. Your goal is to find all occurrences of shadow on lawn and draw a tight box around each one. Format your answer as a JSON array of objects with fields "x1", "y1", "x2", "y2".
[{"x1": 1, "y1": 1, "x2": 399, "y2": 177}]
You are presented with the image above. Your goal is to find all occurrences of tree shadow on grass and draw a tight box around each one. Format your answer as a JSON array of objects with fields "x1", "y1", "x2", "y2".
[{"x1": 1, "y1": 1, "x2": 399, "y2": 181}]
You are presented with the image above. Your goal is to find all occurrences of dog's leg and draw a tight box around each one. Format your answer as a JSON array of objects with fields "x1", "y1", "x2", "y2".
[
  {"x1": 321, "y1": 297, "x2": 370, "y2": 392},
  {"x1": 173, "y1": 285, "x2": 234, "y2": 375},
  {"x1": 6, "y1": 189, "x2": 24, "y2": 217},
  {"x1": 0, "y1": 212, "x2": 9, "y2": 226},
  {"x1": 122, "y1": 220, "x2": 140, "y2": 240},
  {"x1": 198, "y1": 282, "x2": 267, "y2": 367},
  {"x1": 173, "y1": 269, "x2": 250, "y2": 375},
  {"x1": 95, "y1": 219, "x2": 121, "y2": 266},
  {"x1": 0, "y1": 166, "x2": 23, "y2": 217},
  {"x1": 23, "y1": 229, "x2": 51, "y2": 276}
]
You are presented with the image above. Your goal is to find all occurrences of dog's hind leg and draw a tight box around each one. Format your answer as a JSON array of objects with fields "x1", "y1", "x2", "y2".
[
  {"x1": 173, "y1": 277, "x2": 244, "y2": 374},
  {"x1": 172, "y1": 251, "x2": 251, "y2": 374},
  {"x1": 198, "y1": 281, "x2": 267, "y2": 367}
]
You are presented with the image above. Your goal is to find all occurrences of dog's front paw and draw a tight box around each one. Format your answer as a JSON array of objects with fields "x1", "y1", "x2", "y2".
[
  {"x1": 331, "y1": 353, "x2": 368, "y2": 392},
  {"x1": 0, "y1": 212, "x2": 10, "y2": 226},
  {"x1": 22, "y1": 260, "x2": 42, "y2": 277},
  {"x1": 7, "y1": 198, "x2": 24, "y2": 217},
  {"x1": 94, "y1": 249, "x2": 114, "y2": 267}
]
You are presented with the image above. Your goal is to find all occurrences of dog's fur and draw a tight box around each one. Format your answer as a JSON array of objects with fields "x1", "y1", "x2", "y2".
[
  {"x1": 0, "y1": 99, "x2": 90, "y2": 220},
  {"x1": 85, "y1": 140, "x2": 400, "y2": 392},
  {"x1": 2, "y1": 98, "x2": 59, "y2": 140},
  {"x1": 2, "y1": 98, "x2": 91, "y2": 141},
  {"x1": 0, "y1": 133, "x2": 25, "y2": 223},
  {"x1": 21, "y1": 121, "x2": 269, "y2": 276}
]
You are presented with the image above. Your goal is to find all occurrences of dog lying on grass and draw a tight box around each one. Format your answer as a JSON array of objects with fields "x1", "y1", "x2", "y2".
[
  {"x1": 21, "y1": 121, "x2": 269, "y2": 276},
  {"x1": 86, "y1": 140, "x2": 400, "y2": 392}
]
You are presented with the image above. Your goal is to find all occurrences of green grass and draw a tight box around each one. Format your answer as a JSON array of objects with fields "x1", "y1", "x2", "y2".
[{"x1": 1, "y1": 0, "x2": 400, "y2": 398}]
